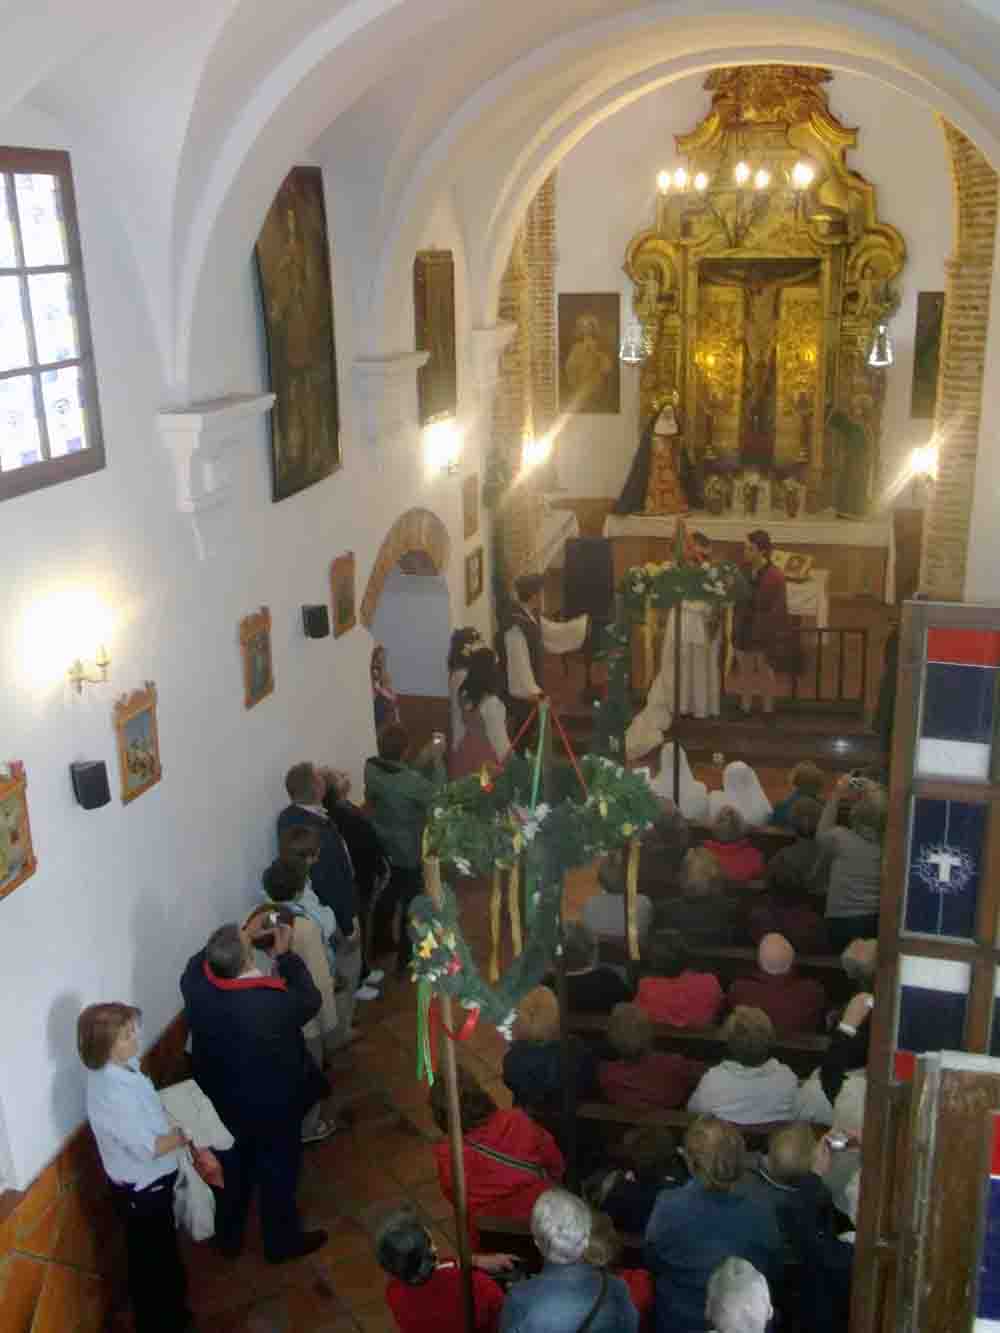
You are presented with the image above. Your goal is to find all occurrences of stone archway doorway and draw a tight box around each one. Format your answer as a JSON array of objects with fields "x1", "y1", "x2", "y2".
[{"x1": 362, "y1": 508, "x2": 453, "y2": 748}]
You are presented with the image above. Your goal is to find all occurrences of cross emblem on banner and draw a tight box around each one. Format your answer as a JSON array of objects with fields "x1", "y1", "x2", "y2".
[{"x1": 926, "y1": 848, "x2": 963, "y2": 884}]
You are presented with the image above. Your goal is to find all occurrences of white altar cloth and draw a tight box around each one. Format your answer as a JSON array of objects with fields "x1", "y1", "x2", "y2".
[{"x1": 602, "y1": 510, "x2": 894, "y2": 603}]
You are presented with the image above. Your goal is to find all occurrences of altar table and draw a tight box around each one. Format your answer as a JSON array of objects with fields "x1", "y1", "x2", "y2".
[{"x1": 603, "y1": 510, "x2": 895, "y2": 604}]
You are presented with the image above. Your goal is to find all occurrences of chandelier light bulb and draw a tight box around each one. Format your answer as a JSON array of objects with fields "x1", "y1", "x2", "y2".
[
  {"x1": 733, "y1": 161, "x2": 751, "y2": 186},
  {"x1": 791, "y1": 160, "x2": 815, "y2": 189},
  {"x1": 754, "y1": 167, "x2": 771, "y2": 191},
  {"x1": 656, "y1": 170, "x2": 672, "y2": 194},
  {"x1": 673, "y1": 167, "x2": 689, "y2": 190},
  {"x1": 694, "y1": 172, "x2": 709, "y2": 192}
]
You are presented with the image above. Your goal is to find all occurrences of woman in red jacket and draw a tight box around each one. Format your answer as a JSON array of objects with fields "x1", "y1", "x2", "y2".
[
  {"x1": 733, "y1": 529, "x2": 788, "y2": 715},
  {"x1": 430, "y1": 1069, "x2": 565, "y2": 1249}
]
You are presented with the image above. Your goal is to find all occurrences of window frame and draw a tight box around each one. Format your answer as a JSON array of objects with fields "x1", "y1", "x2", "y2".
[{"x1": 0, "y1": 146, "x2": 105, "y2": 502}]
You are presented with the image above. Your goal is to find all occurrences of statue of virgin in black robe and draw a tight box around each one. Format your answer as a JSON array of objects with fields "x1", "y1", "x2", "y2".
[{"x1": 614, "y1": 406, "x2": 700, "y2": 514}]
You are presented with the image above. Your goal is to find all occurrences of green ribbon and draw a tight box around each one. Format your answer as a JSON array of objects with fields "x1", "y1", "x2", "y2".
[{"x1": 415, "y1": 977, "x2": 435, "y2": 1086}]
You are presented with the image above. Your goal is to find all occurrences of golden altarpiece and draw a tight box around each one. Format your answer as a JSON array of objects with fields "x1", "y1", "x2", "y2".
[{"x1": 624, "y1": 66, "x2": 906, "y2": 516}]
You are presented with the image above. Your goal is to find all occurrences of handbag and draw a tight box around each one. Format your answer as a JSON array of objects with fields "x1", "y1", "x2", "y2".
[{"x1": 578, "y1": 1271, "x2": 608, "y2": 1333}]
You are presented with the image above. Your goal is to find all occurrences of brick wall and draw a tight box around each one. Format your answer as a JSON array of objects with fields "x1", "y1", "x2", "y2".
[
  {"x1": 919, "y1": 122, "x2": 999, "y2": 599},
  {"x1": 491, "y1": 174, "x2": 557, "y2": 579}
]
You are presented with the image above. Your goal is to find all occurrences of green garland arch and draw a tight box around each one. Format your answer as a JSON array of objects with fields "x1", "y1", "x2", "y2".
[{"x1": 407, "y1": 751, "x2": 662, "y2": 1029}]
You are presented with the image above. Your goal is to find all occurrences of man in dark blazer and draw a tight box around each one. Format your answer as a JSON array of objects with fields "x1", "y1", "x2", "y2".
[
  {"x1": 279, "y1": 761, "x2": 363, "y2": 1041},
  {"x1": 180, "y1": 921, "x2": 327, "y2": 1263}
]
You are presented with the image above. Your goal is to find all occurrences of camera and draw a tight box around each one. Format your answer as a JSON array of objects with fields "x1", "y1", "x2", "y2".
[{"x1": 253, "y1": 910, "x2": 281, "y2": 950}]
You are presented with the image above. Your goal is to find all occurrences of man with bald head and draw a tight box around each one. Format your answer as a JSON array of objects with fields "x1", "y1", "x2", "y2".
[{"x1": 727, "y1": 933, "x2": 826, "y2": 1036}]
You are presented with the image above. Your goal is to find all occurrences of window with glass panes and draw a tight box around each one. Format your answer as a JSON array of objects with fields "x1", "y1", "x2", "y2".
[{"x1": 0, "y1": 148, "x2": 104, "y2": 501}]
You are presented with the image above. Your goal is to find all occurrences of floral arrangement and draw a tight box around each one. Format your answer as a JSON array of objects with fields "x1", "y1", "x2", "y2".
[{"x1": 620, "y1": 557, "x2": 746, "y2": 616}]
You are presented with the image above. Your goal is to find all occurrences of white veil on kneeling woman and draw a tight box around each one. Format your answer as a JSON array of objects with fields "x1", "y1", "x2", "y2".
[
  {"x1": 707, "y1": 760, "x2": 773, "y2": 826},
  {"x1": 651, "y1": 742, "x2": 709, "y2": 822}
]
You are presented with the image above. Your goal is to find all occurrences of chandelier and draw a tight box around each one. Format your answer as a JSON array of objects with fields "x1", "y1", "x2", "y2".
[{"x1": 655, "y1": 158, "x2": 816, "y2": 249}]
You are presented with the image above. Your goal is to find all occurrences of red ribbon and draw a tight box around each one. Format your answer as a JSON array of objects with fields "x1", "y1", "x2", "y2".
[{"x1": 428, "y1": 997, "x2": 480, "y2": 1072}]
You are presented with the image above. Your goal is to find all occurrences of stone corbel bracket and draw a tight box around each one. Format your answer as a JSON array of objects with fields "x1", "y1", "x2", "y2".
[
  {"x1": 470, "y1": 323, "x2": 518, "y2": 397},
  {"x1": 352, "y1": 352, "x2": 429, "y2": 447},
  {"x1": 157, "y1": 392, "x2": 276, "y2": 515}
]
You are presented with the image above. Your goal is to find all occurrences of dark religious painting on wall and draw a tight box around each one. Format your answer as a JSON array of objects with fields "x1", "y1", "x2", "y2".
[
  {"x1": 330, "y1": 552, "x2": 357, "y2": 638},
  {"x1": 911, "y1": 290, "x2": 945, "y2": 420},
  {"x1": 558, "y1": 292, "x2": 620, "y2": 414},
  {"x1": 414, "y1": 250, "x2": 457, "y2": 425},
  {"x1": 465, "y1": 546, "x2": 484, "y2": 606},
  {"x1": 256, "y1": 166, "x2": 341, "y2": 501},
  {"x1": 239, "y1": 607, "x2": 274, "y2": 710},
  {"x1": 463, "y1": 474, "x2": 479, "y2": 539}
]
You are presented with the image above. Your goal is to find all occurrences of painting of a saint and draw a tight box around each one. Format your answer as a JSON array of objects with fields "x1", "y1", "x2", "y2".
[
  {"x1": 256, "y1": 166, "x2": 341, "y2": 501},
  {"x1": 911, "y1": 291, "x2": 944, "y2": 420},
  {"x1": 558, "y1": 293, "x2": 620, "y2": 414},
  {"x1": 239, "y1": 608, "x2": 275, "y2": 709}
]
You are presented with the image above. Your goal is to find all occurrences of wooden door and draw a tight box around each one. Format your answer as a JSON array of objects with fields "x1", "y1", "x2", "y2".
[{"x1": 853, "y1": 601, "x2": 1000, "y2": 1332}]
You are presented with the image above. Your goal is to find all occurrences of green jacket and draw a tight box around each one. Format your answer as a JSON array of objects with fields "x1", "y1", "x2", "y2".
[{"x1": 364, "y1": 754, "x2": 444, "y2": 869}]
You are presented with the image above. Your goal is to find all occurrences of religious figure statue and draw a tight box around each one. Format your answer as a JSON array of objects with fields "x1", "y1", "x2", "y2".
[
  {"x1": 741, "y1": 280, "x2": 779, "y2": 467},
  {"x1": 828, "y1": 404, "x2": 874, "y2": 518},
  {"x1": 644, "y1": 400, "x2": 689, "y2": 515},
  {"x1": 614, "y1": 398, "x2": 694, "y2": 515}
]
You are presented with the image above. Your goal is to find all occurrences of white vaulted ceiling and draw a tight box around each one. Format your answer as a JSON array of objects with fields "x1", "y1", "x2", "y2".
[{"x1": 6, "y1": 0, "x2": 1000, "y2": 390}]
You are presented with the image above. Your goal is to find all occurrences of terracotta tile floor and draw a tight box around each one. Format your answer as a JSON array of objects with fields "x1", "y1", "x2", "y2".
[{"x1": 167, "y1": 765, "x2": 799, "y2": 1332}]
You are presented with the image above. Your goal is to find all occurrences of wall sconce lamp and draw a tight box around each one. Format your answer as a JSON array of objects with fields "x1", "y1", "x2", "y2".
[
  {"x1": 67, "y1": 645, "x2": 110, "y2": 694},
  {"x1": 425, "y1": 418, "x2": 461, "y2": 474}
]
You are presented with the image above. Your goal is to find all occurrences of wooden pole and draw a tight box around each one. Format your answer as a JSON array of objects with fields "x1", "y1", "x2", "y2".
[
  {"x1": 423, "y1": 856, "x2": 475, "y2": 1333},
  {"x1": 555, "y1": 898, "x2": 578, "y2": 1191}
]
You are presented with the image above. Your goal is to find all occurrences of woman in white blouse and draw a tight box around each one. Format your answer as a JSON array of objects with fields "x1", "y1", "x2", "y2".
[
  {"x1": 450, "y1": 646, "x2": 511, "y2": 778},
  {"x1": 79, "y1": 1002, "x2": 192, "y2": 1333}
]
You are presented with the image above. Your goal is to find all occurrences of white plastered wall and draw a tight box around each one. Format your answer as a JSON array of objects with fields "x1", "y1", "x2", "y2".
[
  {"x1": 0, "y1": 106, "x2": 486, "y2": 1188},
  {"x1": 551, "y1": 70, "x2": 951, "y2": 506}
]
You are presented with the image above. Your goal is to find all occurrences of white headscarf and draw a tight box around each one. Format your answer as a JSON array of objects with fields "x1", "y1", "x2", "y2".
[
  {"x1": 708, "y1": 760, "x2": 772, "y2": 826},
  {"x1": 652, "y1": 742, "x2": 709, "y2": 821}
]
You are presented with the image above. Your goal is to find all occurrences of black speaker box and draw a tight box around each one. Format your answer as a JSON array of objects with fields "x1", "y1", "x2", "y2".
[
  {"x1": 70, "y1": 760, "x2": 111, "y2": 810},
  {"x1": 302, "y1": 604, "x2": 330, "y2": 639},
  {"x1": 562, "y1": 537, "x2": 615, "y2": 622}
]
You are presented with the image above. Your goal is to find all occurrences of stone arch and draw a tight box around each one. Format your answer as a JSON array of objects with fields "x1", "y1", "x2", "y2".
[{"x1": 360, "y1": 507, "x2": 451, "y2": 627}]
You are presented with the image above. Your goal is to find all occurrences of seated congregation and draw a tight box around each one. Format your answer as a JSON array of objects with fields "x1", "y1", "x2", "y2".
[{"x1": 78, "y1": 725, "x2": 881, "y2": 1333}]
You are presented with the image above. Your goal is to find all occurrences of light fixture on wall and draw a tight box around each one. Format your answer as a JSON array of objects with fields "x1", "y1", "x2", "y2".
[
  {"x1": 67, "y1": 644, "x2": 111, "y2": 695},
  {"x1": 521, "y1": 434, "x2": 553, "y2": 471},
  {"x1": 619, "y1": 319, "x2": 650, "y2": 365},
  {"x1": 424, "y1": 418, "x2": 461, "y2": 474},
  {"x1": 867, "y1": 322, "x2": 895, "y2": 369}
]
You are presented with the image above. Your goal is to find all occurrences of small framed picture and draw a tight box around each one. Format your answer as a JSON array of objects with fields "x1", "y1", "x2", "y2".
[
  {"x1": 463, "y1": 474, "x2": 479, "y2": 540},
  {"x1": 465, "y1": 546, "x2": 484, "y2": 606},
  {"x1": 114, "y1": 684, "x2": 163, "y2": 804},
  {"x1": 240, "y1": 607, "x2": 275, "y2": 710},
  {"x1": 0, "y1": 761, "x2": 36, "y2": 900},
  {"x1": 330, "y1": 552, "x2": 357, "y2": 638}
]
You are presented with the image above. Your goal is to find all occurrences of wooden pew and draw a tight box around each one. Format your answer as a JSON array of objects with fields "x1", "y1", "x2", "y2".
[
  {"x1": 476, "y1": 1212, "x2": 645, "y2": 1268},
  {"x1": 568, "y1": 1010, "x2": 828, "y2": 1077},
  {"x1": 681, "y1": 944, "x2": 851, "y2": 1002}
]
